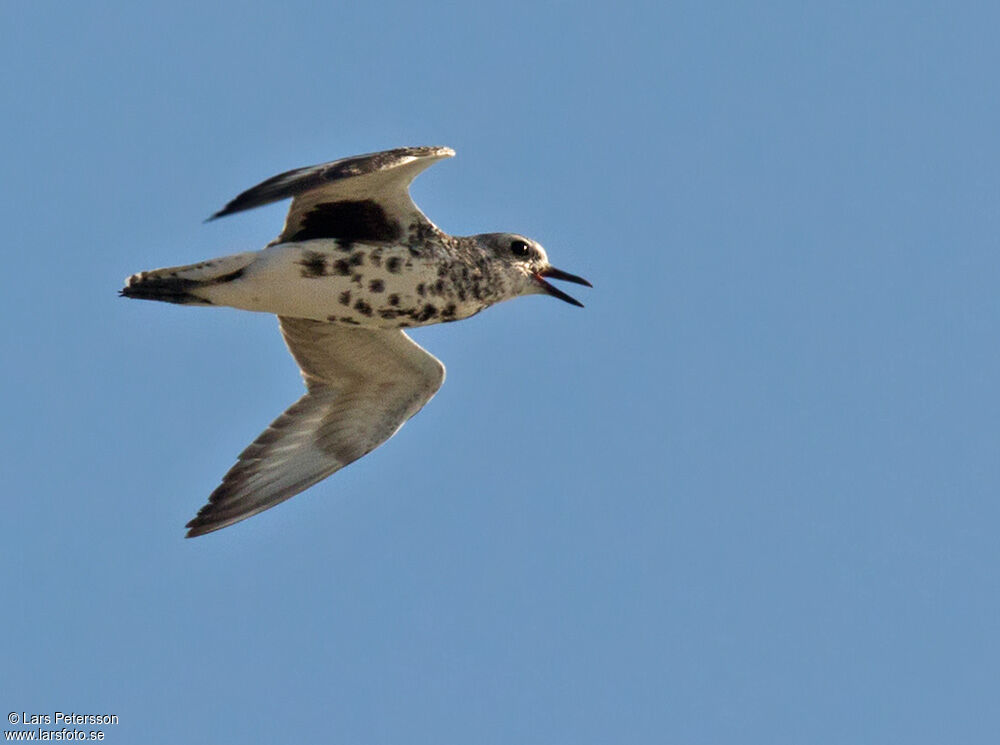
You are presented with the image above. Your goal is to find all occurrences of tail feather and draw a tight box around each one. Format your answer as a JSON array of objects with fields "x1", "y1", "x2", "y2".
[
  {"x1": 120, "y1": 252, "x2": 255, "y2": 306},
  {"x1": 119, "y1": 275, "x2": 214, "y2": 305}
]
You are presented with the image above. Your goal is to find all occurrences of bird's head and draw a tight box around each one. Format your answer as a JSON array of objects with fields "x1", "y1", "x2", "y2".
[{"x1": 476, "y1": 233, "x2": 591, "y2": 307}]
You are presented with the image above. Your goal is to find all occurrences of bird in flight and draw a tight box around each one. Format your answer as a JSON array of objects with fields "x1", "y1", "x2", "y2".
[{"x1": 122, "y1": 147, "x2": 591, "y2": 537}]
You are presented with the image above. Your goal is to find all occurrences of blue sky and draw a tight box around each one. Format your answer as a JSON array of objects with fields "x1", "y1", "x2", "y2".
[{"x1": 3, "y1": 1, "x2": 1000, "y2": 742}]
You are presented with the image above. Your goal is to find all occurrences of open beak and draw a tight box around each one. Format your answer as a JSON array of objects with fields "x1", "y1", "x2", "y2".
[{"x1": 534, "y1": 266, "x2": 593, "y2": 308}]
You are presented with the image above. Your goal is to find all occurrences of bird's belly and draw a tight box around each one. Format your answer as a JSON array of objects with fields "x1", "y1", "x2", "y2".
[{"x1": 207, "y1": 241, "x2": 487, "y2": 328}]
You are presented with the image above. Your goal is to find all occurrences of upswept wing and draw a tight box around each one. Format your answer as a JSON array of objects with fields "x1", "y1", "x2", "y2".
[
  {"x1": 209, "y1": 146, "x2": 455, "y2": 246},
  {"x1": 185, "y1": 318, "x2": 445, "y2": 537}
]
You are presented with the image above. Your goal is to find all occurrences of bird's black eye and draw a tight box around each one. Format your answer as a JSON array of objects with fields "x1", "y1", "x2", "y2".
[{"x1": 510, "y1": 239, "x2": 531, "y2": 258}]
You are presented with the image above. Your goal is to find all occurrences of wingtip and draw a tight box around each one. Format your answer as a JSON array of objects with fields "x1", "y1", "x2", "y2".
[
  {"x1": 399, "y1": 145, "x2": 455, "y2": 162},
  {"x1": 412, "y1": 145, "x2": 455, "y2": 160},
  {"x1": 184, "y1": 503, "x2": 215, "y2": 537},
  {"x1": 184, "y1": 518, "x2": 214, "y2": 539}
]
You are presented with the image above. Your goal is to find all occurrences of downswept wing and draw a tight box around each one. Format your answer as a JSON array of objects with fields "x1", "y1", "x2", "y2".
[
  {"x1": 185, "y1": 318, "x2": 445, "y2": 537},
  {"x1": 209, "y1": 146, "x2": 455, "y2": 246}
]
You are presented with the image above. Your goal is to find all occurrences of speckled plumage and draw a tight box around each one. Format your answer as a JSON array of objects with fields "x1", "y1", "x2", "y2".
[{"x1": 121, "y1": 146, "x2": 591, "y2": 537}]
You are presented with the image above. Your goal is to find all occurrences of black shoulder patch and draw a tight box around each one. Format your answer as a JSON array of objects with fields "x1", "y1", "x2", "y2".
[{"x1": 288, "y1": 200, "x2": 402, "y2": 243}]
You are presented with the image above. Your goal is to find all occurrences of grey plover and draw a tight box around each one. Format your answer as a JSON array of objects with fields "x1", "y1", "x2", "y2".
[{"x1": 122, "y1": 146, "x2": 591, "y2": 537}]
